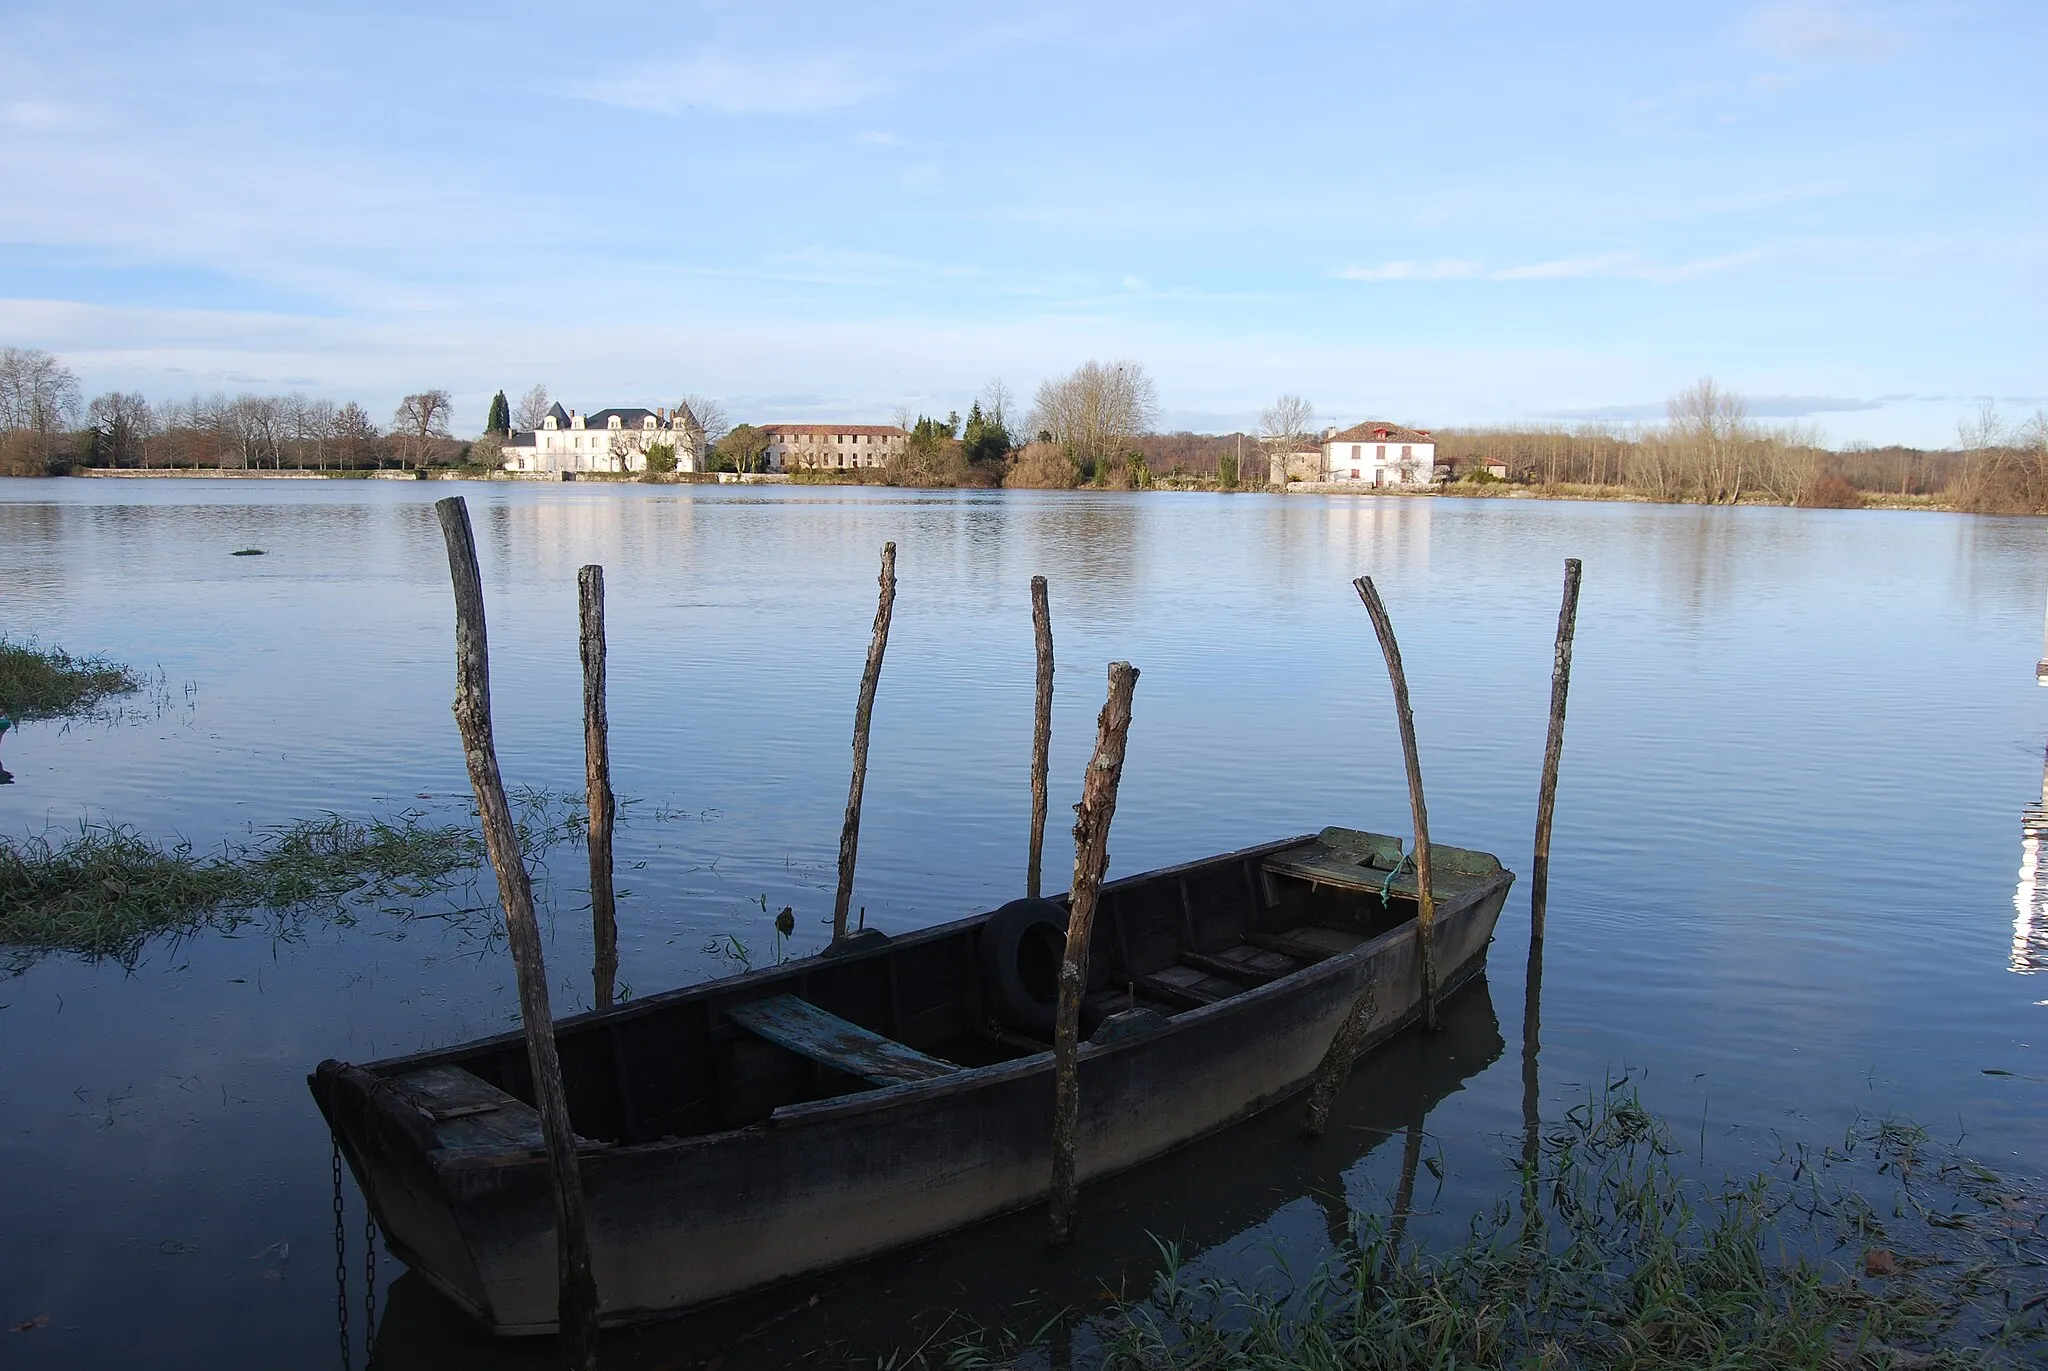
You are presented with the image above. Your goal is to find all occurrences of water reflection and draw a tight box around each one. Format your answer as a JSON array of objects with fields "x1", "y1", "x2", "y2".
[
  {"x1": 362, "y1": 981, "x2": 1503, "y2": 1370},
  {"x1": 2016, "y1": 740, "x2": 2048, "y2": 973}
]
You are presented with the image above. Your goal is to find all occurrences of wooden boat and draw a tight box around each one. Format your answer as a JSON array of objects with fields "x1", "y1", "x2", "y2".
[{"x1": 309, "y1": 826, "x2": 1513, "y2": 1335}]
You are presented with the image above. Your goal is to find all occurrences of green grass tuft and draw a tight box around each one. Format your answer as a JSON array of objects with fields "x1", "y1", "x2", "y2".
[
  {"x1": 939, "y1": 1088, "x2": 2047, "y2": 1370},
  {"x1": 0, "y1": 637, "x2": 144, "y2": 721}
]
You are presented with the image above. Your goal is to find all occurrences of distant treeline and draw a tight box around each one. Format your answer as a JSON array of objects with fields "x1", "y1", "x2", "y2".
[
  {"x1": 7, "y1": 346, "x2": 2047, "y2": 513},
  {"x1": 1433, "y1": 382, "x2": 2048, "y2": 514}
]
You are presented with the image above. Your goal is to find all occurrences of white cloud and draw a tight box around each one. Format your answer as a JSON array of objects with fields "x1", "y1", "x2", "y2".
[
  {"x1": 1741, "y1": 2, "x2": 1904, "y2": 62},
  {"x1": 564, "y1": 48, "x2": 896, "y2": 117}
]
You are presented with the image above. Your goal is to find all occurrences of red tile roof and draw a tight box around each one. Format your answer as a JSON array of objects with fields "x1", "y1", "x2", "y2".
[{"x1": 1324, "y1": 422, "x2": 1433, "y2": 445}]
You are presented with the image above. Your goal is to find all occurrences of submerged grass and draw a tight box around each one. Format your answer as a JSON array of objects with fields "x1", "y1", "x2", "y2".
[
  {"x1": 940, "y1": 1089, "x2": 2047, "y2": 1371},
  {"x1": 0, "y1": 813, "x2": 485, "y2": 969},
  {"x1": 0, "y1": 637, "x2": 144, "y2": 720},
  {"x1": 0, "y1": 786, "x2": 625, "y2": 971}
]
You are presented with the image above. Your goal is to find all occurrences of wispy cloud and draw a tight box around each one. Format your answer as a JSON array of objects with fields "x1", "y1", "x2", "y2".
[
  {"x1": 1740, "y1": 2, "x2": 1904, "y2": 63},
  {"x1": 564, "y1": 48, "x2": 895, "y2": 117},
  {"x1": 1337, "y1": 250, "x2": 1764, "y2": 284}
]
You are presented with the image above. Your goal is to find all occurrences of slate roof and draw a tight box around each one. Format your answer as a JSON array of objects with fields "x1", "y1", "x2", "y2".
[{"x1": 583, "y1": 408, "x2": 662, "y2": 428}]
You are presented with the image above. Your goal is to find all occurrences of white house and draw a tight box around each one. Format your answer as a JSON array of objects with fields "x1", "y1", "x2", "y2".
[
  {"x1": 763, "y1": 424, "x2": 909, "y2": 472},
  {"x1": 1320, "y1": 422, "x2": 1435, "y2": 487},
  {"x1": 502, "y1": 403, "x2": 705, "y2": 475}
]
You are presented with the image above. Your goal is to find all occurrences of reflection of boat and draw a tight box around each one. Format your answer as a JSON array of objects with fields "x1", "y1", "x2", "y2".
[{"x1": 312, "y1": 828, "x2": 1513, "y2": 1335}]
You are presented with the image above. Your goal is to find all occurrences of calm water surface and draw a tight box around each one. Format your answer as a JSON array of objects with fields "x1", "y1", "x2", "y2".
[{"x1": 2, "y1": 479, "x2": 2044, "y2": 1367}]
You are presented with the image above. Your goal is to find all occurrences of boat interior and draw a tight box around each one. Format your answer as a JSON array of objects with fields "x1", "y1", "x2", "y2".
[{"x1": 368, "y1": 830, "x2": 1504, "y2": 1153}]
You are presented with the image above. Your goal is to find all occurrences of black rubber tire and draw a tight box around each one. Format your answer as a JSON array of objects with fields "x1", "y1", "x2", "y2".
[{"x1": 977, "y1": 897, "x2": 1072, "y2": 1037}]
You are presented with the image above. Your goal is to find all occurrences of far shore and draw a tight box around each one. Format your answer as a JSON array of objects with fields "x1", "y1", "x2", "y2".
[{"x1": 34, "y1": 465, "x2": 1977, "y2": 514}]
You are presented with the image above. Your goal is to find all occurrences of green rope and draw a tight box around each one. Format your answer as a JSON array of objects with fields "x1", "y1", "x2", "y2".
[{"x1": 1379, "y1": 850, "x2": 1409, "y2": 901}]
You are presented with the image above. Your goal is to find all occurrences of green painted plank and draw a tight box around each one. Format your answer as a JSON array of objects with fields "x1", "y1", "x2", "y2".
[{"x1": 726, "y1": 994, "x2": 960, "y2": 1087}]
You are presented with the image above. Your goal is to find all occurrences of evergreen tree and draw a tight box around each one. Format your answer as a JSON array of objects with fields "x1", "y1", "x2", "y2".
[
  {"x1": 961, "y1": 400, "x2": 1012, "y2": 466},
  {"x1": 486, "y1": 390, "x2": 510, "y2": 436}
]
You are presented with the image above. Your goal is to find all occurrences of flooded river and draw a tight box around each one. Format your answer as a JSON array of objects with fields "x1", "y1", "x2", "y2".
[{"x1": 2, "y1": 479, "x2": 2043, "y2": 1367}]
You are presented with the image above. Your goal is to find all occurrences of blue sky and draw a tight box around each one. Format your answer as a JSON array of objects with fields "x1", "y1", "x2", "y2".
[{"x1": 0, "y1": 0, "x2": 2040, "y2": 446}]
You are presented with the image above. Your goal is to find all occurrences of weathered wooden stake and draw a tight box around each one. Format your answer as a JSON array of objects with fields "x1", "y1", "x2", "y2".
[
  {"x1": 434, "y1": 498, "x2": 599, "y2": 1368},
  {"x1": 833, "y1": 542, "x2": 897, "y2": 942},
  {"x1": 1048, "y1": 660, "x2": 1140, "y2": 1246},
  {"x1": 579, "y1": 565, "x2": 618, "y2": 1010},
  {"x1": 1354, "y1": 575, "x2": 1439, "y2": 1029},
  {"x1": 1520, "y1": 930, "x2": 1545, "y2": 1237},
  {"x1": 1530, "y1": 558, "x2": 1582, "y2": 944},
  {"x1": 1027, "y1": 575, "x2": 1055, "y2": 899}
]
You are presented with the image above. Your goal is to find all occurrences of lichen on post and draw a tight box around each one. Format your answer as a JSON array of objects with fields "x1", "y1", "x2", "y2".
[
  {"x1": 1028, "y1": 575, "x2": 1055, "y2": 899},
  {"x1": 1048, "y1": 659, "x2": 1139, "y2": 1246},
  {"x1": 833, "y1": 542, "x2": 897, "y2": 943},
  {"x1": 1354, "y1": 575, "x2": 1438, "y2": 1030},
  {"x1": 579, "y1": 564, "x2": 617, "y2": 1009},
  {"x1": 433, "y1": 497, "x2": 600, "y2": 1367}
]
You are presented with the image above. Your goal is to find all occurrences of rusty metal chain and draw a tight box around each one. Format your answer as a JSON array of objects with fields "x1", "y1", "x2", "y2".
[
  {"x1": 363, "y1": 1204, "x2": 379, "y2": 1356},
  {"x1": 333, "y1": 1140, "x2": 352, "y2": 1370}
]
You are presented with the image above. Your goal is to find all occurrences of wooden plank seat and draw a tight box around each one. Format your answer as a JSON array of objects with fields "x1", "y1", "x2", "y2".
[
  {"x1": 1263, "y1": 827, "x2": 1502, "y2": 901},
  {"x1": 725, "y1": 994, "x2": 961, "y2": 1087},
  {"x1": 390, "y1": 1064, "x2": 547, "y2": 1152}
]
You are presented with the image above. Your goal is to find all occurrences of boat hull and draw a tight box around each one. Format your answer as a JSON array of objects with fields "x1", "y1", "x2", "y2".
[{"x1": 313, "y1": 835, "x2": 1510, "y2": 1333}]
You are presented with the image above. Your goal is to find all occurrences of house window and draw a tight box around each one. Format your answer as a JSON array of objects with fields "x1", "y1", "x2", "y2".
[
  {"x1": 1376, "y1": 445, "x2": 1386, "y2": 460},
  {"x1": 1351, "y1": 444, "x2": 1360, "y2": 459},
  {"x1": 1401, "y1": 445, "x2": 1411, "y2": 459},
  {"x1": 1350, "y1": 468, "x2": 1361, "y2": 480}
]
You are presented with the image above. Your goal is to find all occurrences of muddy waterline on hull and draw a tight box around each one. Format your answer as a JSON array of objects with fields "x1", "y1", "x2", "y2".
[{"x1": 1, "y1": 480, "x2": 2043, "y2": 1367}]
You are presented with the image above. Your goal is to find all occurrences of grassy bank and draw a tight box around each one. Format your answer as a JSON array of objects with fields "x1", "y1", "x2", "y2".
[
  {"x1": 0, "y1": 638, "x2": 143, "y2": 720},
  {"x1": 943, "y1": 1089, "x2": 2046, "y2": 1370}
]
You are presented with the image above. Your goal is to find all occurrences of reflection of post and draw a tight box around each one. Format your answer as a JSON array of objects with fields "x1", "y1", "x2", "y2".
[
  {"x1": 1028, "y1": 576, "x2": 1054, "y2": 899},
  {"x1": 1385, "y1": 1120, "x2": 1424, "y2": 1273},
  {"x1": 579, "y1": 566, "x2": 618, "y2": 1010},
  {"x1": 833, "y1": 543, "x2": 897, "y2": 942},
  {"x1": 434, "y1": 498, "x2": 601, "y2": 1367},
  {"x1": 1049, "y1": 661, "x2": 1140, "y2": 1246},
  {"x1": 1520, "y1": 933, "x2": 1544, "y2": 1235}
]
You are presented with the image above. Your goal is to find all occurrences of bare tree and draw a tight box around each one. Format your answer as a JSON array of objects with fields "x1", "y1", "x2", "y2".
[
  {"x1": 1259, "y1": 394, "x2": 1317, "y2": 482},
  {"x1": 513, "y1": 384, "x2": 551, "y2": 432},
  {"x1": 1667, "y1": 376, "x2": 1750, "y2": 503},
  {"x1": 0, "y1": 347, "x2": 83, "y2": 462},
  {"x1": 980, "y1": 377, "x2": 1015, "y2": 433},
  {"x1": 333, "y1": 401, "x2": 380, "y2": 468},
  {"x1": 392, "y1": 389, "x2": 454, "y2": 469},
  {"x1": 676, "y1": 394, "x2": 728, "y2": 468},
  {"x1": 87, "y1": 392, "x2": 156, "y2": 468},
  {"x1": 1027, "y1": 360, "x2": 1160, "y2": 477}
]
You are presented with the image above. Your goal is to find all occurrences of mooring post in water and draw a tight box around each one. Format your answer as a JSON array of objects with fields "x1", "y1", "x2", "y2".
[
  {"x1": 1049, "y1": 660, "x2": 1140, "y2": 1247},
  {"x1": 434, "y1": 498, "x2": 600, "y2": 1368},
  {"x1": 1028, "y1": 575, "x2": 1055, "y2": 899},
  {"x1": 1530, "y1": 558, "x2": 1582, "y2": 944},
  {"x1": 579, "y1": 565, "x2": 618, "y2": 1010},
  {"x1": 1520, "y1": 929, "x2": 1545, "y2": 1237},
  {"x1": 833, "y1": 541, "x2": 897, "y2": 943},
  {"x1": 1354, "y1": 575, "x2": 1439, "y2": 1029}
]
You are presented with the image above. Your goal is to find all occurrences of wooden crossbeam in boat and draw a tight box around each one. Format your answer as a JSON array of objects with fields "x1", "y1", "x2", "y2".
[
  {"x1": 1180, "y1": 947, "x2": 1300, "y2": 986},
  {"x1": 724, "y1": 994, "x2": 961, "y2": 1088}
]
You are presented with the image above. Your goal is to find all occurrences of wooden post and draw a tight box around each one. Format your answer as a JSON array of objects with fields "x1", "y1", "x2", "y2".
[
  {"x1": 433, "y1": 498, "x2": 600, "y2": 1368},
  {"x1": 1027, "y1": 575, "x2": 1054, "y2": 899},
  {"x1": 1520, "y1": 931, "x2": 1545, "y2": 1237},
  {"x1": 833, "y1": 542, "x2": 897, "y2": 942},
  {"x1": 1530, "y1": 558, "x2": 1582, "y2": 944},
  {"x1": 579, "y1": 565, "x2": 618, "y2": 1010},
  {"x1": 1048, "y1": 660, "x2": 1140, "y2": 1246},
  {"x1": 1354, "y1": 576, "x2": 1439, "y2": 1029}
]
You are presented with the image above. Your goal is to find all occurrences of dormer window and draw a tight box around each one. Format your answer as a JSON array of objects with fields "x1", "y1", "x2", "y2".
[
  {"x1": 609, "y1": 415, "x2": 622, "y2": 430},
  {"x1": 544, "y1": 416, "x2": 556, "y2": 430},
  {"x1": 643, "y1": 416, "x2": 656, "y2": 429}
]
